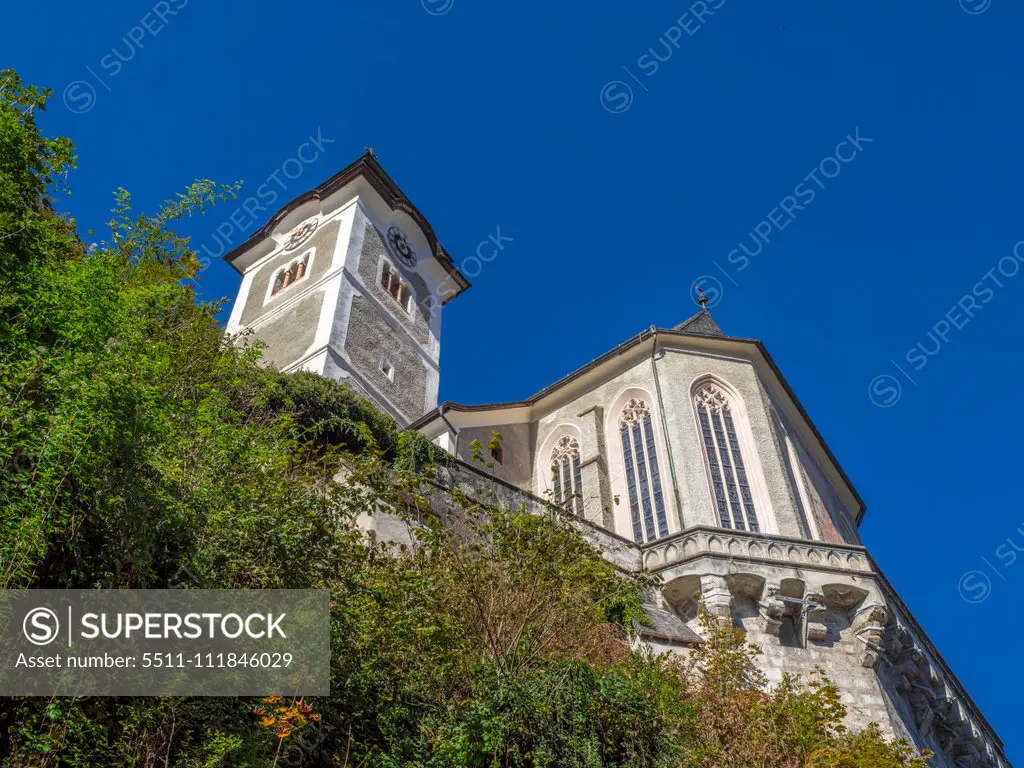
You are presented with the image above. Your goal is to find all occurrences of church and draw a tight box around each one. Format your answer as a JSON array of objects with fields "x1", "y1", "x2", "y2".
[{"x1": 223, "y1": 152, "x2": 1010, "y2": 768}]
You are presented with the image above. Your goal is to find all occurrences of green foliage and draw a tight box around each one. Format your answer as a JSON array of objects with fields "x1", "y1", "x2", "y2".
[{"x1": 0, "y1": 69, "x2": 930, "y2": 768}]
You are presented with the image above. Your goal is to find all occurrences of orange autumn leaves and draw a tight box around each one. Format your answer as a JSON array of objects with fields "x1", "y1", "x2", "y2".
[{"x1": 253, "y1": 695, "x2": 320, "y2": 740}]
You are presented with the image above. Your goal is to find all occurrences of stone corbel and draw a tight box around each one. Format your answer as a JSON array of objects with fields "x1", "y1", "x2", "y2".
[
  {"x1": 700, "y1": 574, "x2": 733, "y2": 621},
  {"x1": 893, "y1": 672, "x2": 911, "y2": 696},
  {"x1": 803, "y1": 591, "x2": 829, "y2": 643},
  {"x1": 917, "y1": 710, "x2": 936, "y2": 741},
  {"x1": 954, "y1": 738, "x2": 982, "y2": 768},
  {"x1": 933, "y1": 720, "x2": 961, "y2": 755},
  {"x1": 758, "y1": 584, "x2": 786, "y2": 635},
  {"x1": 930, "y1": 691, "x2": 953, "y2": 735},
  {"x1": 908, "y1": 688, "x2": 935, "y2": 737},
  {"x1": 851, "y1": 601, "x2": 890, "y2": 668},
  {"x1": 892, "y1": 645, "x2": 925, "y2": 694},
  {"x1": 883, "y1": 625, "x2": 913, "y2": 661},
  {"x1": 894, "y1": 647, "x2": 924, "y2": 680},
  {"x1": 980, "y1": 744, "x2": 1001, "y2": 768},
  {"x1": 968, "y1": 728, "x2": 993, "y2": 768}
]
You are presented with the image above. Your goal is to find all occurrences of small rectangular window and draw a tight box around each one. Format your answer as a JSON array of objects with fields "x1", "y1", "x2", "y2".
[
  {"x1": 379, "y1": 359, "x2": 394, "y2": 381},
  {"x1": 491, "y1": 445, "x2": 503, "y2": 465}
]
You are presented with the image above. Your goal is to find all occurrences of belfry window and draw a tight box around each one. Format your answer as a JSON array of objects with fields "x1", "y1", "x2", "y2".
[
  {"x1": 270, "y1": 251, "x2": 312, "y2": 298},
  {"x1": 695, "y1": 383, "x2": 760, "y2": 533},
  {"x1": 551, "y1": 436, "x2": 583, "y2": 517},
  {"x1": 618, "y1": 399, "x2": 668, "y2": 543},
  {"x1": 380, "y1": 263, "x2": 412, "y2": 312}
]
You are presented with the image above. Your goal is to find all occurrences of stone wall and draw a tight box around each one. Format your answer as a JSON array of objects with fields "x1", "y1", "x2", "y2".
[
  {"x1": 352, "y1": 211, "x2": 432, "y2": 347},
  {"x1": 363, "y1": 460, "x2": 1010, "y2": 768},
  {"x1": 344, "y1": 295, "x2": 428, "y2": 424},
  {"x1": 248, "y1": 290, "x2": 324, "y2": 370}
]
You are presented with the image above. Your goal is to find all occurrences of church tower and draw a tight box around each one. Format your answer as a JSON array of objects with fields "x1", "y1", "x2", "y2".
[
  {"x1": 222, "y1": 153, "x2": 1010, "y2": 767},
  {"x1": 222, "y1": 153, "x2": 470, "y2": 426}
]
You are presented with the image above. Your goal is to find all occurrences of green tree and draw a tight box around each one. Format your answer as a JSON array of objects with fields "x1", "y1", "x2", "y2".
[{"x1": 0, "y1": 69, "x2": 931, "y2": 768}]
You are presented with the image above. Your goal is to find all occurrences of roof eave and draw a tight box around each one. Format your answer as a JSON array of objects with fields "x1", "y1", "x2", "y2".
[
  {"x1": 410, "y1": 327, "x2": 868, "y2": 523},
  {"x1": 222, "y1": 152, "x2": 471, "y2": 303}
]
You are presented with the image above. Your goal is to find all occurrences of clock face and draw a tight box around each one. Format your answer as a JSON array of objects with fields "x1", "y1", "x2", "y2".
[
  {"x1": 387, "y1": 226, "x2": 417, "y2": 267},
  {"x1": 284, "y1": 218, "x2": 318, "y2": 251}
]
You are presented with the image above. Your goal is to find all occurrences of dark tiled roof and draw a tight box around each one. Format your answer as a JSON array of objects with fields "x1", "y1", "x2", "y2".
[
  {"x1": 674, "y1": 309, "x2": 725, "y2": 337},
  {"x1": 223, "y1": 152, "x2": 470, "y2": 302},
  {"x1": 637, "y1": 605, "x2": 704, "y2": 646}
]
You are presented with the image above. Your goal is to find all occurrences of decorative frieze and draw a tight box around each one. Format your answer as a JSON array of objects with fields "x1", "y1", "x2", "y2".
[{"x1": 641, "y1": 527, "x2": 872, "y2": 574}]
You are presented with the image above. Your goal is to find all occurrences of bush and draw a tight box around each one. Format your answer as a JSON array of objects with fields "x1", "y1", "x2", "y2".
[{"x1": 0, "y1": 70, "x2": 928, "y2": 768}]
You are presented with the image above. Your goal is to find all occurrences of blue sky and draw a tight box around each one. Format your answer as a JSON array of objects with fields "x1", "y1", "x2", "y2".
[{"x1": 5, "y1": 0, "x2": 1024, "y2": 759}]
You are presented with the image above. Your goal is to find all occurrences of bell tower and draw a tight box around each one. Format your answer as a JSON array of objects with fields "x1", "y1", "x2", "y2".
[{"x1": 222, "y1": 152, "x2": 470, "y2": 426}]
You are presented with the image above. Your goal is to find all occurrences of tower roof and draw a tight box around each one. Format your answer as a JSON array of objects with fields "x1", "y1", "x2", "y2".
[
  {"x1": 222, "y1": 151, "x2": 471, "y2": 301},
  {"x1": 674, "y1": 308, "x2": 725, "y2": 337}
]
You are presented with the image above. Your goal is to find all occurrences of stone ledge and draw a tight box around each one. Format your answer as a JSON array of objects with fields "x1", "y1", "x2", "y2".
[{"x1": 641, "y1": 526, "x2": 872, "y2": 575}]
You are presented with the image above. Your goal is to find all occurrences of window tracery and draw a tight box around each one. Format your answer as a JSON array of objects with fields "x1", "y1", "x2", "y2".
[
  {"x1": 550, "y1": 435, "x2": 583, "y2": 517},
  {"x1": 694, "y1": 383, "x2": 760, "y2": 532},
  {"x1": 618, "y1": 399, "x2": 668, "y2": 542}
]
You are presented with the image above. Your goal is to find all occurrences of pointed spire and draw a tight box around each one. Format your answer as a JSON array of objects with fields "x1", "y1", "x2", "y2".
[{"x1": 696, "y1": 285, "x2": 710, "y2": 312}]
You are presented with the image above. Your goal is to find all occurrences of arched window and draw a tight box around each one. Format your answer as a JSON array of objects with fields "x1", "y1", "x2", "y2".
[
  {"x1": 694, "y1": 383, "x2": 760, "y2": 532},
  {"x1": 618, "y1": 399, "x2": 668, "y2": 543},
  {"x1": 270, "y1": 251, "x2": 312, "y2": 298},
  {"x1": 550, "y1": 436, "x2": 583, "y2": 516},
  {"x1": 380, "y1": 262, "x2": 412, "y2": 312}
]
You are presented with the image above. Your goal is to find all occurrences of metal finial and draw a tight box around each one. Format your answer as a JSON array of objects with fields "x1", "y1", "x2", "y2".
[
  {"x1": 364, "y1": 146, "x2": 376, "y2": 157},
  {"x1": 696, "y1": 285, "x2": 709, "y2": 310}
]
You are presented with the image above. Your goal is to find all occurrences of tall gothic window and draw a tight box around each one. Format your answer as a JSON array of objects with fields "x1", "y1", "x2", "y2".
[
  {"x1": 695, "y1": 383, "x2": 760, "y2": 532},
  {"x1": 618, "y1": 399, "x2": 668, "y2": 543},
  {"x1": 551, "y1": 436, "x2": 583, "y2": 517}
]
